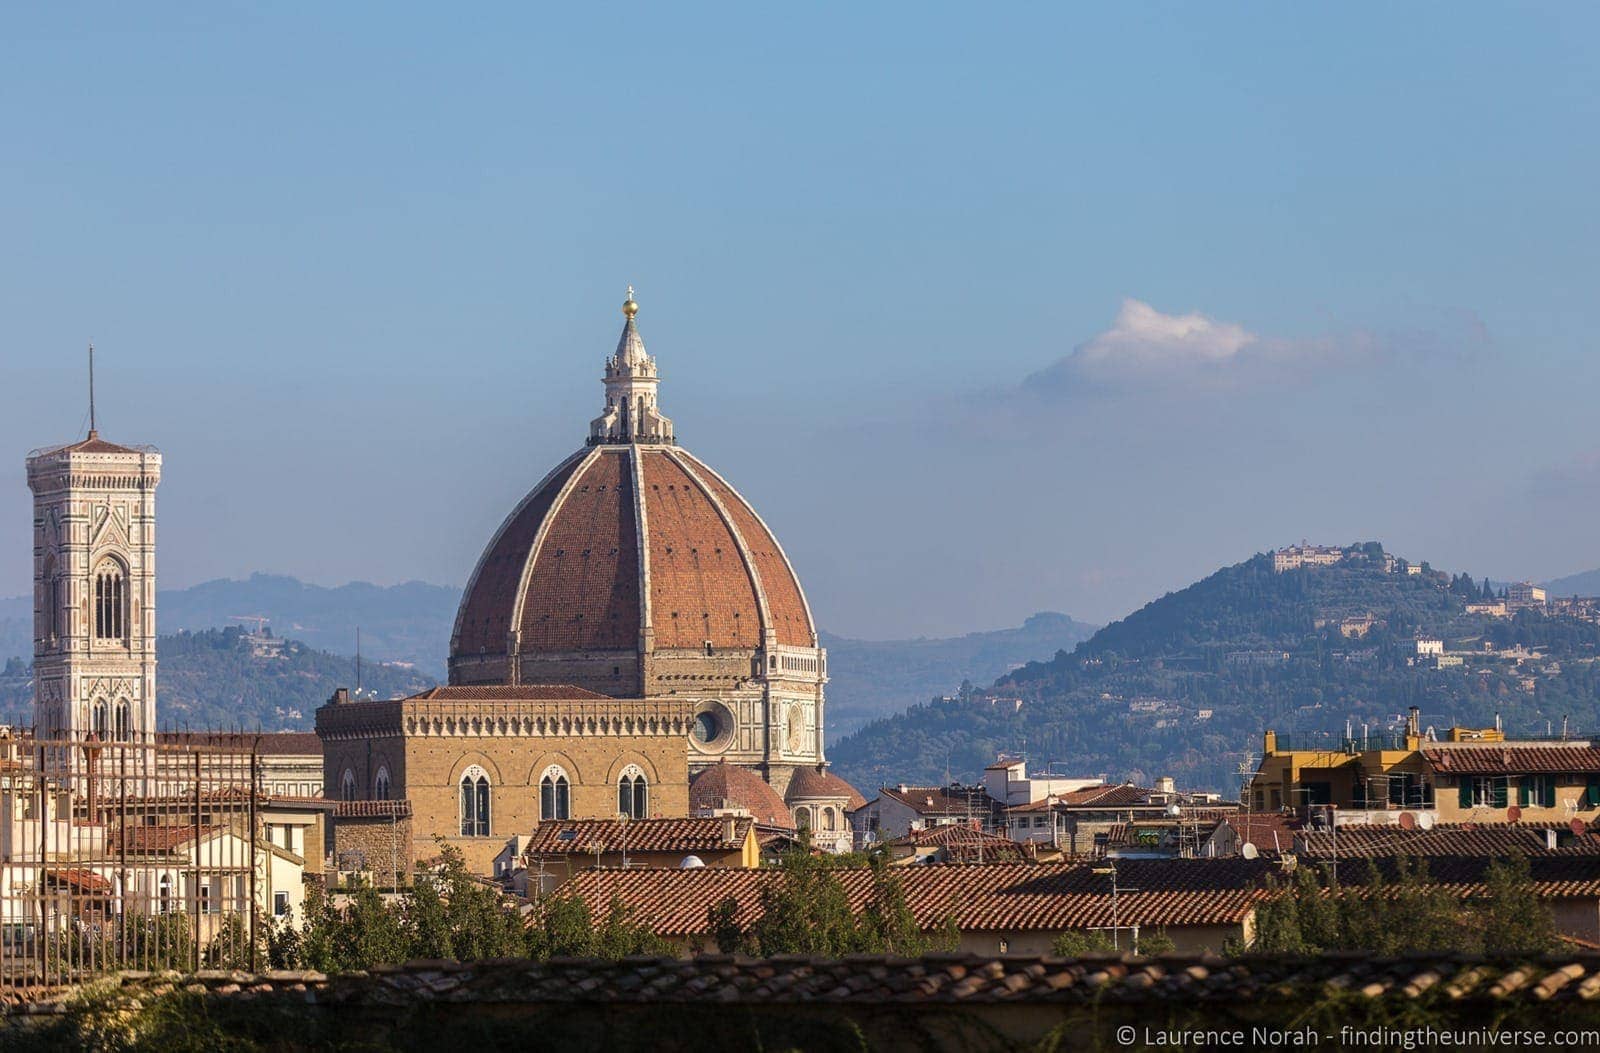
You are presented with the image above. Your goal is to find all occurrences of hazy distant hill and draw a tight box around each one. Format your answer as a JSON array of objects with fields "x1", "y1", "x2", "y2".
[
  {"x1": 0, "y1": 577, "x2": 1098, "y2": 742},
  {"x1": 821, "y1": 613, "x2": 1098, "y2": 738},
  {"x1": 156, "y1": 574, "x2": 460, "y2": 679},
  {"x1": 0, "y1": 626, "x2": 434, "y2": 732},
  {"x1": 831, "y1": 543, "x2": 1600, "y2": 796},
  {"x1": 1548, "y1": 568, "x2": 1600, "y2": 597},
  {"x1": 0, "y1": 575, "x2": 461, "y2": 679}
]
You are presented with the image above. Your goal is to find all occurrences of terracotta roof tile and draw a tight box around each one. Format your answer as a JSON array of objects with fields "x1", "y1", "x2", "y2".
[
  {"x1": 1311, "y1": 854, "x2": 1600, "y2": 899},
  {"x1": 451, "y1": 446, "x2": 819, "y2": 674},
  {"x1": 680, "y1": 451, "x2": 814, "y2": 648},
  {"x1": 118, "y1": 953, "x2": 1600, "y2": 1008},
  {"x1": 519, "y1": 448, "x2": 641, "y2": 652},
  {"x1": 784, "y1": 765, "x2": 866, "y2": 809},
  {"x1": 689, "y1": 763, "x2": 793, "y2": 827},
  {"x1": 117, "y1": 824, "x2": 216, "y2": 855},
  {"x1": 889, "y1": 824, "x2": 1029, "y2": 862},
  {"x1": 565, "y1": 859, "x2": 1277, "y2": 938},
  {"x1": 525, "y1": 817, "x2": 752, "y2": 857},
  {"x1": 1423, "y1": 746, "x2": 1600, "y2": 775},
  {"x1": 456, "y1": 452, "x2": 589, "y2": 656},
  {"x1": 877, "y1": 785, "x2": 998, "y2": 818},
  {"x1": 642, "y1": 451, "x2": 761, "y2": 650},
  {"x1": 1296, "y1": 824, "x2": 1600, "y2": 859},
  {"x1": 334, "y1": 800, "x2": 413, "y2": 819}
]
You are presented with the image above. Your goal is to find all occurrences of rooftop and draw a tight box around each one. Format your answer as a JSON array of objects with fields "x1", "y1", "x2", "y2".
[
  {"x1": 564, "y1": 859, "x2": 1276, "y2": 937},
  {"x1": 524, "y1": 817, "x2": 752, "y2": 857},
  {"x1": 93, "y1": 952, "x2": 1600, "y2": 1009}
]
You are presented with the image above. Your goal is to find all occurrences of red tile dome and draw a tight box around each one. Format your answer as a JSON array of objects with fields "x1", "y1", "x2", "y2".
[
  {"x1": 689, "y1": 761, "x2": 794, "y2": 827},
  {"x1": 448, "y1": 291, "x2": 819, "y2": 703},
  {"x1": 785, "y1": 765, "x2": 867, "y2": 811}
]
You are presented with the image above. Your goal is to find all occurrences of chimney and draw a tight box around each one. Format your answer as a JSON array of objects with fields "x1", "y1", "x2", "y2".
[
  {"x1": 1407, "y1": 707, "x2": 1420, "y2": 737},
  {"x1": 1155, "y1": 776, "x2": 1176, "y2": 795},
  {"x1": 1546, "y1": 828, "x2": 1559, "y2": 851},
  {"x1": 723, "y1": 815, "x2": 738, "y2": 844},
  {"x1": 332, "y1": 687, "x2": 349, "y2": 704}
]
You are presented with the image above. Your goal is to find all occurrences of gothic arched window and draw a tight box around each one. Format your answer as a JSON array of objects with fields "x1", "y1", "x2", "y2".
[
  {"x1": 114, "y1": 701, "x2": 131, "y2": 742},
  {"x1": 374, "y1": 766, "x2": 391, "y2": 801},
  {"x1": 158, "y1": 873, "x2": 173, "y2": 915},
  {"x1": 617, "y1": 764, "x2": 648, "y2": 820},
  {"x1": 460, "y1": 765, "x2": 491, "y2": 836},
  {"x1": 93, "y1": 558, "x2": 127, "y2": 641},
  {"x1": 91, "y1": 701, "x2": 108, "y2": 740},
  {"x1": 340, "y1": 769, "x2": 357, "y2": 802},
  {"x1": 540, "y1": 765, "x2": 570, "y2": 821},
  {"x1": 42, "y1": 556, "x2": 62, "y2": 641}
]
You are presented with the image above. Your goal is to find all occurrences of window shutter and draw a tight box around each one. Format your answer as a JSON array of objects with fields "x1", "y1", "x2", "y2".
[
  {"x1": 1458, "y1": 779, "x2": 1472, "y2": 809},
  {"x1": 1518, "y1": 780, "x2": 1531, "y2": 808},
  {"x1": 1493, "y1": 780, "x2": 1508, "y2": 809},
  {"x1": 1545, "y1": 779, "x2": 1557, "y2": 809}
]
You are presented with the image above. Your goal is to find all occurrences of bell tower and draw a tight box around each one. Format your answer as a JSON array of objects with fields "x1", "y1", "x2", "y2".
[{"x1": 26, "y1": 346, "x2": 162, "y2": 749}]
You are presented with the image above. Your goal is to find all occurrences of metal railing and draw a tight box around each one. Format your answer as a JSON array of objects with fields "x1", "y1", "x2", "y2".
[{"x1": 0, "y1": 732, "x2": 268, "y2": 987}]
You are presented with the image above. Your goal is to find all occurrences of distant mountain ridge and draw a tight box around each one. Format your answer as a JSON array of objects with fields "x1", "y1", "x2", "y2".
[
  {"x1": 820, "y1": 612, "x2": 1099, "y2": 738},
  {"x1": 830, "y1": 543, "x2": 1600, "y2": 796},
  {"x1": 0, "y1": 625, "x2": 434, "y2": 732},
  {"x1": 0, "y1": 574, "x2": 461, "y2": 680},
  {"x1": 0, "y1": 575, "x2": 1092, "y2": 741},
  {"x1": 1548, "y1": 568, "x2": 1600, "y2": 598}
]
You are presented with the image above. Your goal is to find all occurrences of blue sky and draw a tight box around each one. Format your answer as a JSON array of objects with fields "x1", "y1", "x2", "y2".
[{"x1": 2, "y1": 5, "x2": 1597, "y2": 637}]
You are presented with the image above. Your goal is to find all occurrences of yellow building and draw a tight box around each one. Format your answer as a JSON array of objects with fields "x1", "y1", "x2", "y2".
[
  {"x1": 1249, "y1": 709, "x2": 1600, "y2": 828},
  {"x1": 1247, "y1": 716, "x2": 1433, "y2": 815}
]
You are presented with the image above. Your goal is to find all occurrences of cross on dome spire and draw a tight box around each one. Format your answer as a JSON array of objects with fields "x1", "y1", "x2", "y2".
[{"x1": 589, "y1": 287, "x2": 674, "y2": 446}]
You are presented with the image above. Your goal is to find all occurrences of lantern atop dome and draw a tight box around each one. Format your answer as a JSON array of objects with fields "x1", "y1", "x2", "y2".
[{"x1": 590, "y1": 286, "x2": 674, "y2": 445}]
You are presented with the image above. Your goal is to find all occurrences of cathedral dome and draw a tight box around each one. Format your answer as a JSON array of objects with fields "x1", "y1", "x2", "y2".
[
  {"x1": 689, "y1": 761, "x2": 794, "y2": 827},
  {"x1": 450, "y1": 443, "x2": 814, "y2": 669},
  {"x1": 448, "y1": 291, "x2": 826, "y2": 780},
  {"x1": 784, "y1": 765, "x2": 866, "y2": 811}
]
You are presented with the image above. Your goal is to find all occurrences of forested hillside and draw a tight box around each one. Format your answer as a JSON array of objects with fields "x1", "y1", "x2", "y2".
[
  {"x1": 0, "y1": 627, "x2": 434, "y2": 731},
  {"x1": 830, "y1": 544, "x2": 1600, "y2": 796},
  {"x1": 821, "y1": 612, "x2": 1097, "y2": 737}
]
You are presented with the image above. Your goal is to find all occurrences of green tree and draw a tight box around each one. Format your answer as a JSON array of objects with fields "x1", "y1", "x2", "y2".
[
  {"x1": 406, "y1": 843, "x2": 526, "y2": 961},
  {"x1": 707, "y1": 895, "x2": 747, "y2": 954},
  {"x1": 751, "y1": 835, "x2": 868, "y2": 957},
  {"x1": 1480, "y1": 855, "x2": 1557, "y2": 954},
  {"x1": 1051, "y1": 930, "x2": 1117, "y2": 954}
]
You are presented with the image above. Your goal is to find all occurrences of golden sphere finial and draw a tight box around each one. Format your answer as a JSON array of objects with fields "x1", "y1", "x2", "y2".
[{"x1": 622, "y1": 285, "x2": 638, "y2": 318}]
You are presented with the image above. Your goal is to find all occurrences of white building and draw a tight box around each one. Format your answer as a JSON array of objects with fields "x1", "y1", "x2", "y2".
[
  {"x1": 982, "y1": 757, "x2": 1102, "y2": 807},
  {"x1": 1507, "y1": 582, "x2": 1548, "y2": 610}
]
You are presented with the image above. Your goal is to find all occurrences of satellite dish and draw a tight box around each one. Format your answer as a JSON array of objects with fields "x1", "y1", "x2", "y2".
[
  {"x1": 1241, "y1": 843, "x2": 1259, "y2": 860},
  {"x1": 1507, "y1": 805, "x2": 1523, "y2": 823},
  {"x1": 1573, "y1": 818, "x2": 1589, "y2": 837},
  {"x1": 1166, "y1": 804, "x2": 1182, "y2": 818},
  {"x1": 1398, "y1": 812, "x2": 1416, "y2": 830},
  {"x1": 1417, "y1": 813, "x2": 1435, "y2": 830},
  {"x1": 679, "y1": 855, "x2": 706, "y2": 869}
]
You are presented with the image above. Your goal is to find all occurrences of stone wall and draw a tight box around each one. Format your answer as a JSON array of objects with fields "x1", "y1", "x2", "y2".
[{"x1": 332, "y1": 806, "x2": 413, "y2": 885}]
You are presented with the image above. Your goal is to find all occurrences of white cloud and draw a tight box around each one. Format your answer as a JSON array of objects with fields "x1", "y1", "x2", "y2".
[{"x1": 1024, "y1": 298, "x2": 1383, "y2": 395}]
